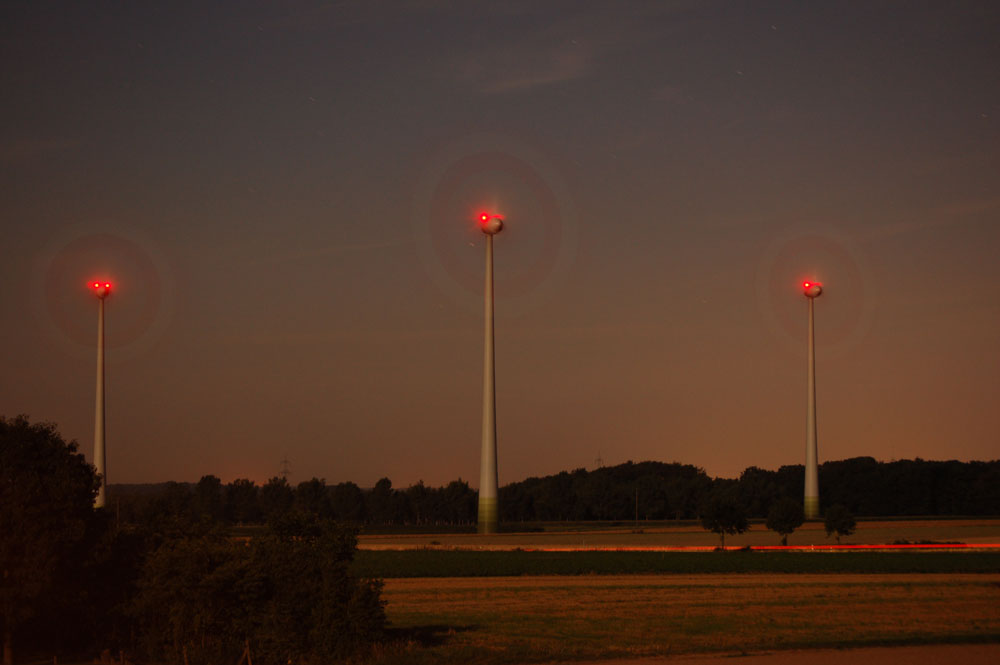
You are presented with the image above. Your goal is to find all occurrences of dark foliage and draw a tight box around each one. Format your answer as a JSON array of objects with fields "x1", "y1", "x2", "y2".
[
  {"x1": 500, "y1": 462, "x2": 712, "y2": 522},
  {"x1": 0, "y1": 415, "x2": 102, "y2": 665},
  {"x1": 259, "y1": 476, "x2": 294, "y2": 521},
  {"x1": 766, "y1": 497, "x2": 806, "y2": 545},
  {"x1": 2, "y1": 415, "x2": 386, "y2": 665},
  {"x1": 824, "y1": 504, "x2": 857, "y2": 544},
  {"x1": 112, "y1": 457, "x2": 1000, "y2": 533},
  {"x1": 131, "y1": 514, "x2": 385, "y2": 664},
  {"x1": 699, "y1": 487, "x2": 749, "y2": 547}
]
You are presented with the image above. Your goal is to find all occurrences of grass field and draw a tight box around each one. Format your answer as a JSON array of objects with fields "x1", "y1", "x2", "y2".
[{"x1": 369, "y1": 573, "x2": 1000, "y2": 664}]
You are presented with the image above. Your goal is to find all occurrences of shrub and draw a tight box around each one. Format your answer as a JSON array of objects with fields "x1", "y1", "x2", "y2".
[{"x1": 132, "y1": 513, "x2": 384, "y2": 664}]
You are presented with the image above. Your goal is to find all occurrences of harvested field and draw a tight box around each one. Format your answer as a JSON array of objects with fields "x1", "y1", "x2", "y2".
[
  {"x1": 371, "y1": 573, "x2": 1000, "y2": 664},
  {"x1": 353, "y1": 549, "x2": 1000, "y2": 578}
]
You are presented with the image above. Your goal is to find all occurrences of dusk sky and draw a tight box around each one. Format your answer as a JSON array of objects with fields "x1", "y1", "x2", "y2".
[{"x1": 3, "y1": 1, "x2": 998, "y2": 489}]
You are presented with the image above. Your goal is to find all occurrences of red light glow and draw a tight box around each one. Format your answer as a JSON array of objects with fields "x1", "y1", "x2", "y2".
[{"x1": 521, "y1": 543, "x2": 1000, "y2": 553}]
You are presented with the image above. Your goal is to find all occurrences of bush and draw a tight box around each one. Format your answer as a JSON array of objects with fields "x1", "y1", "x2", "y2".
[{"x1": 132, "y1": 513, "x2": 384, "y2": 664}]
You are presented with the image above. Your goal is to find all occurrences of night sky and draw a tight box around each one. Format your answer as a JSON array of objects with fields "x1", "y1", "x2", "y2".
[{"x1": 3, "y1": 1, "x2": 998, "y2": 488}]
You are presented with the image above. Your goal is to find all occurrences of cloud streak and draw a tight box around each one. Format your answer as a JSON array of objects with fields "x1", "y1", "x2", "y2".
[{"x1": 459, "y1": 43, "x2": 591, "y2": 94}]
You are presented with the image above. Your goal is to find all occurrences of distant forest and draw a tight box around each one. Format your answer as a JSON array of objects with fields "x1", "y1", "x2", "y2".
[{"x1": 112, "y1": 457, "x2": 1000, "y2": 528}]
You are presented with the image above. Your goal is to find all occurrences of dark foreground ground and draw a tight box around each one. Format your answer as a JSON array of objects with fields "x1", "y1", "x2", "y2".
[{"x1": 560, "y1": 643, "x2": 1000, "y2": 665}]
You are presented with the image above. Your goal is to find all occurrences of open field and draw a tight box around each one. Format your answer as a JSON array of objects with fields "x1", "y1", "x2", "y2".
[
  {"x1": 370, "y1": 573, "x2": 1000, "y2": 664},
  {"x1": 357, "y1": 521, "x2": 1000, "y2": 663},
  {"x1": 357, "y1": 519, "x2": 1000, "y2": 551}
]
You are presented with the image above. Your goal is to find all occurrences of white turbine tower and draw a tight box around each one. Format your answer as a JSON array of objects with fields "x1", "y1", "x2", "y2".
[
  {"x1": 478, "y1": 212, "x2": 503, "y2": 534},
  {"x1": 802, "y1": 279, "x2": 823, "y2": 519},
  {"x1": 91, "y1": 279, "x2": 112, "y2": 508}
]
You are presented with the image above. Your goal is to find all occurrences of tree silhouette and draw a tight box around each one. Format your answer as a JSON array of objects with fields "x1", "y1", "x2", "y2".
[
  {"x1": 699, "y1": 487, "x2": 749, "y2": 548},
  {"x1": 824, "y1": 504, "x2": 856, "y2": 544},
  {"x1": 259, "y1": 476, "x2": 294, "y2": 520},
  {"x1": 0, "y1": 415, "x2": 100, "y2": 665},
  {"x1": 766, "y1": 497, "x2": 805, "y2": 545}
]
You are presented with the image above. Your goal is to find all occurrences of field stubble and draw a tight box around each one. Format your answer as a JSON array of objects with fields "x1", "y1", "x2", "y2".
[{"x1": 371, "y1": 573, "x2": 1000, "y2": 664}]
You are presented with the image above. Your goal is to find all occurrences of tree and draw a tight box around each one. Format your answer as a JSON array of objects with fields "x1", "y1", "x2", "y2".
[
  {"x1": 405, "y1": 481, "x2": 432, "y2": 524},
  {"x1": 766, "y1": 497, "x2": 805, "y2": 545},
  {"x1": 824, "y1": 504, "x2": 856, "y2": 544},
  {"x1": 737, "y1": 466, "x2": 779, "y2": 518},
  {"x1": 0, "y1": 415, "x2": 100, "y2": 665},
  {"x1": 367, "y1": 478, "x2": 397, "y2": 524},
  {"x1": 259, "y1": 477, "x2": 294, "y2": 520},
  {"x1": 295, "y1": 478, "x2": 331, "y2": 518},
  {"x1": 226, "y1": 479, "x2": 261, "y2": 523},
  {"x1": 440, "y1": 479, "x2": 476, "y2": 524},
  {"x1": 193, "y1": 475, "x2": 224, "y2": 522},
  {"x1": 699, "y1": 487, "x2": 749, "y2": 548},
  {"x1": 330, "y1": 482, "x2": 366, "y2": 523}
]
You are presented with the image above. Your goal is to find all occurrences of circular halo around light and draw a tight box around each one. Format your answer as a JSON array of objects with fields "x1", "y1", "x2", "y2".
[
  {"x1": 411, "y1": 134, "x2": 579, "y2": 316},
  {"x1": 754, "y1": 225, "x2": 878, "y2": 356},
  {"x1": 30, "y1": 226, "x2": 176, "y2": 361}
]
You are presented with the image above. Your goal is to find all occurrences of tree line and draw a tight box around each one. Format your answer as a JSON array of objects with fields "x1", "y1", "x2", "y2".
[
  {"x1": 112, "y1": 457, "x2": 1000, "y2": 530},
  {"x1": 502, "y1": 458, "x2": 1000, "y2": 521},
  {"x1": 116, "y1": 476, "x2": 479, "y2": 529}
]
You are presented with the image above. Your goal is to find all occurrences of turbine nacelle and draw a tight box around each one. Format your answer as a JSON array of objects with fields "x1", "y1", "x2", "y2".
[
  {"x1": 478, "y1": 212, "x2": 504, "y2": 235},
  {"x1": 91, "y1": 280, "x2": 112, "y2": 299},
  {"x1": 802, "y1": 280, "x2": 823, "y2": 298}
]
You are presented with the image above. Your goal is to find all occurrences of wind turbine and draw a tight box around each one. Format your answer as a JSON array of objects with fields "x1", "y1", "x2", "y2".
[
  {"x1": 802, "y1": 279, "x2": 822, "y2": 519},
  {"x1": 477, "y1": 212, "x2": 503, "y2": 534},
  {"x1": 90, "y1": 279, "x2": 112, "y2": 508}
]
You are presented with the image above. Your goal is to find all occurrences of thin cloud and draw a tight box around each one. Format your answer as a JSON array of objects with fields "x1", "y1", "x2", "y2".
[
  {"x1": 457, "y1": 4, "x2": 681, "y2": 95},
  {"x1": 462, "y1": 45, "x2": 590, "y2": 94}
]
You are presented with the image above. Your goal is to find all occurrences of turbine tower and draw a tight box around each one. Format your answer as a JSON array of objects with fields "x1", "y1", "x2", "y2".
[
  {"x1": 91, "y1": 279, "x2": 112, "y2": 508},
  {"x1": 803, "y1": 279, "x2": 823, "y2": 519},
  {"x1": 478, "y1": 212, "x2": 503, "y2": 534}
]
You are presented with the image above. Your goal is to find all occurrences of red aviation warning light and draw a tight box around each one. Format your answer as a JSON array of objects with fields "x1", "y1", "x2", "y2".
[
  {"x1": 803, "y1": 280, "x2": 823, "y2": 298},
  {"x1": 478, "y1": 212, "x2": 504, "y2": 235},
  {"x1": 91, "y1": 280, "x2": 112, "y2": 299}
]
